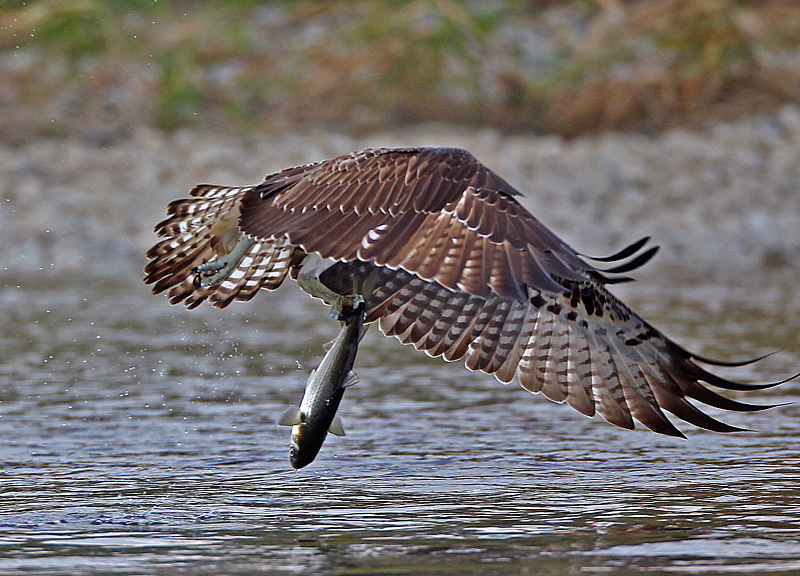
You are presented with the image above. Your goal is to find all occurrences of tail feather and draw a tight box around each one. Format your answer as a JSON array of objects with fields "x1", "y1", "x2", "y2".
[{"x1": 144, "y1": 185, "x2": 296, "y2": 309}]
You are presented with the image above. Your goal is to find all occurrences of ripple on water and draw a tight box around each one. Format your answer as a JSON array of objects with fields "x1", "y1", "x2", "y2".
[{"x1": 1, "y1": 271, "x2": 799, "y2": 575}]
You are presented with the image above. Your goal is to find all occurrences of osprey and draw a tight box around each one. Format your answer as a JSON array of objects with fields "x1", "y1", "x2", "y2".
[{"x1": 145, "y1": 147, "x2": 787, "y2": 439}]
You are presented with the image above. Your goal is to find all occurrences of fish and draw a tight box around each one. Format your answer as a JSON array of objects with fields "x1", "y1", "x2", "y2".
[{"x1": 278, "y1": 304, "x2": 365, "y2": 469}]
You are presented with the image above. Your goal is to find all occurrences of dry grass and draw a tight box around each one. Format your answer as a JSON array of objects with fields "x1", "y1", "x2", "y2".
[
  {"x1": 544, "y1": 0, "x2": 800, "y2": 134},
  {"x1": 1, "y1": 0, "x2": 800, "y2": 143}
]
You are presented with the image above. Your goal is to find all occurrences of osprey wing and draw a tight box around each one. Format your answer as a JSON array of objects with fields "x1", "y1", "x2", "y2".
[
  {"x1": 346, "y1": 264, "x2": 781, "y2": 437},
  {"x1": 238, "y1": 147, "x2": 642, "y2": 302}
]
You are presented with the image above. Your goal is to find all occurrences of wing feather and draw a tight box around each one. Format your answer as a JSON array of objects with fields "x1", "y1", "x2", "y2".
[
  {"x1": 438, "y1": 297, "x2": 485, "y2": 362},
  {"x1": 487, "y1": 301, "x2": 528, "y2": 375},
  {"x1": 465, "y1": 299, "x2": 512, "y2": 373},
  {"x1": 516, "y1": 309, "x2": 546, "y2": 394},
  {"x1": 239, "y1": 148, "x2": 625, "y2": 301},
  {"x1": 495, "y1": 304, "x2": 535, "y2": 384},
  {"x1": 539, "y1": 319, "x2": 567, "y2": 403},
  {"x1": 563, "y1": 325, "x2": 597, "y2": 417},
  {"x1": 420, "y1": 291, "x2": 473, "y2": 355},
  {"x1": 357, "y1": 262, "x2": 777, "y2": 436},
  {"x1": 584, "y1": 334, "x2": 635, "y2": 429}
]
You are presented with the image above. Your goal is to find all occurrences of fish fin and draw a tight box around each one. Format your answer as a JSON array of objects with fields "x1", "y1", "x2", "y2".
[
  {"x1": 322, "y1": 339, "x2": 335, "y2": 351},
  {"x1": 277, "y1": 407, "x2": 303, "y2": 427},
  {"x1": 328, "y1": 416, "x2": 346, "y2": 436},
  {"x1": 343, "y1": 372, "x2": 359, "y2": 388}
]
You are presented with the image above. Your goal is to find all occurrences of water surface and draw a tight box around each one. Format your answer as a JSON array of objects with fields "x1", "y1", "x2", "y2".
[{"x1": 1, "y1": 268, "x2": 799, "y2": 575}]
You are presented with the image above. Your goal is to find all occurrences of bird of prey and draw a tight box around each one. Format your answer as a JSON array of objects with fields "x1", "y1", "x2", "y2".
[{"x1": 145, "y1": 146, "x2": 787, "y2": 439}]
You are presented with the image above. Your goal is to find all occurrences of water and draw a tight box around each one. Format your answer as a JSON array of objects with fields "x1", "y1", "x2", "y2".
[{"x1": 2, "y1": 268, "x2": 799, "y2": 575}]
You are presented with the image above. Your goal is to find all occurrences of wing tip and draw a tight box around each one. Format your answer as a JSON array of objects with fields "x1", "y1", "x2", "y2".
[
  {"x1": 581, "y1": 236, "x2": 652, "y2": 262},
  {"x1": 580, "y1": 236, "x2": 661, "y2": 284},
  {"x1": 691, "y1": 350, "x2": 777, "y2": 368}
]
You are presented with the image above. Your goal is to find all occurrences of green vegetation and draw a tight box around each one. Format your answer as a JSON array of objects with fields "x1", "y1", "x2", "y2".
[{"x1": 2, "y1": 0, "x2": 800, "y2": 141}]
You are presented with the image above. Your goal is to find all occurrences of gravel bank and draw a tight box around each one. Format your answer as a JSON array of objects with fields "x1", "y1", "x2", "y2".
[{"x1": 3, "y1": 108, "x2": 799, "y2": 282}]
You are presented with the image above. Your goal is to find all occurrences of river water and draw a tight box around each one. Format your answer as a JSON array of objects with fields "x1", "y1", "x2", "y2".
[{"x1": 1, "y1": 266, "x2": 799, "y2": 575}]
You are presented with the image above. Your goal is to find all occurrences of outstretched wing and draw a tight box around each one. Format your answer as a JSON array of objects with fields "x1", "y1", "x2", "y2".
[
  {"x1": 239, "y1": 147, "x2": 632, "y2": 301},
  {"x1": 145, "y1": 147, "x2": 785, "y2": 436},
  {"x1": 316, "y1": 260, "x2": 779, "y2": 438}
]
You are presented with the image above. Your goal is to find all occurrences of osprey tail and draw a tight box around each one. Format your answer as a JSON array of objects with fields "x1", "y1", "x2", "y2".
[{"x1": 144, "y1": 184, "x2": 298, "y2": 309}]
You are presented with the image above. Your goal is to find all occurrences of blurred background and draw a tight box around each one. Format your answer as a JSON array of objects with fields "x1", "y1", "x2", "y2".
[
  {"x1": 5, "y1": 0, "x2": 800, "y2": 139},
  {"x1": 2, "y1": 0, "x2": 800, "y2": 277},
  {"x1": 0, "y1": 0, "x2": 800, "y2": 280}
]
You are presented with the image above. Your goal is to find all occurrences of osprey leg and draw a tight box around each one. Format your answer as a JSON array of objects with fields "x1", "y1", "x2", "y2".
[
  {"x1": 193, "y1": 234, "x2": 255, "y2": 287},
  {"x1": 296, "y1": 255, "x2": 379, "y2": 320}
]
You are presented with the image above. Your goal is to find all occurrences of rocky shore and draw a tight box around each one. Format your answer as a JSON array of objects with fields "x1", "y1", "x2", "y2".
[{"x1": 3, "y1": 107, "x2": 799, "y2": 282}]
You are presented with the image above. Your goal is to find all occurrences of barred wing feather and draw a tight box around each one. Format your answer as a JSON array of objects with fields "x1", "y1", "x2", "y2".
[{"x1": 344, "y1": 264, "x2": 777, "y2": 438}]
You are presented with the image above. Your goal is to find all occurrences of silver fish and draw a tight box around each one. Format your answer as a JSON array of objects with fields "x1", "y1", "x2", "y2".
[{"x1": 278, "y1": 305, "x2": 365, "y2": 469}]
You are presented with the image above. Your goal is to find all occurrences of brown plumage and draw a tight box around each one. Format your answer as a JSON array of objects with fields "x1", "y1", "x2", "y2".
[{"x1": 145, "y1": 147, "x2": 788, "y2": 438}]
